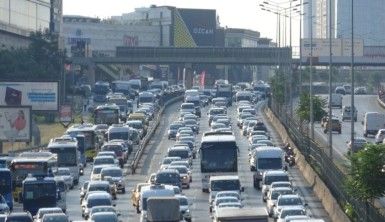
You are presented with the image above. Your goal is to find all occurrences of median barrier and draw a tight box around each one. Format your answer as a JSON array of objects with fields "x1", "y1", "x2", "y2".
[
  {"x1": 130, "y1": 94, "x2": 184, "y2": 174},
  {"x1": 264, "y1": 107, "x2": 350, "y2": 222}
]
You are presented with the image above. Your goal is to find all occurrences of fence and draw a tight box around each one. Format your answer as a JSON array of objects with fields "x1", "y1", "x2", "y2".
[{"x1": 270, "y1": 102, "x2": 385, "y2": 222}]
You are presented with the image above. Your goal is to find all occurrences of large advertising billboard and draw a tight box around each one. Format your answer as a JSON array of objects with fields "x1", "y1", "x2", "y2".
[
  {"x1": 0, "y1": 106, "x2": 32, "y2": 142},
  {"x1": 177, "y1": 9, "x2": 217, "y2": 46},
  {"x1": 301, "y1": 38, "x2": 363, "y2": 57},
  {"x1": 0, "y1": 82, "x2": 59, "y2": 111}
]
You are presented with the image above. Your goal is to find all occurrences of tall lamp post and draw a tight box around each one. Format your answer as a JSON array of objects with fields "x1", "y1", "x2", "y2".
[
  {"x1": 350, "y1": 0, "x2": 355, "y2": 152},
  {"x1": 328, "y1": 0, "x2": 333, "y2": 159}
]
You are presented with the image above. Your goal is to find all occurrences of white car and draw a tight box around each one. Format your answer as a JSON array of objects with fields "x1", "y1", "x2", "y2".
[
  {"x1": 34, "y1": 207, "x2": 63, "y2": 222},
  {"x1": 273, "y1": 195, "x2": 306, "y2": 219},
  {"x1": 266, "y1": 187, "x2": 294, "y2": 217},
  {"x1": 55, "y1": 168, "x2": 74, "y2": 189},
  {"x1": 211, "y1": 196, "x2": 241, "y2": 213},
  {"x1": 276, "y1": 206, "x2": 307, "y2": 222},
  {"x1": 375, "y1": 129, "x2": 385, "y2": 144},
  {"x1": 176, "y1": 195, "x2": 192, "y2": 222},
  {"x1": 210, "y1": 191, "x2": 241, "y2": 210}
]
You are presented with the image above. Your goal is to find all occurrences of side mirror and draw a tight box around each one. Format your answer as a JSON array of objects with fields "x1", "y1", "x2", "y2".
[
  {"x1": 113, "y1": 203, "x2": 116, "y2": 207},
  {"x1": 304, "y1": 203, "x2": 309, "y2": 207},
  {"x1": 241, "y1": 187, "x2": 245, "y2": 192},
  {"x1": 284, "y1": 166, "x2": 288, "y2": 171}
]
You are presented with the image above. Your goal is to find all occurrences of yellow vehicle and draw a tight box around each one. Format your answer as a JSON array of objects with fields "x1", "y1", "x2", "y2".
[
  {"x1": 131, "y1": 182, "x2": 150, "y2": 213},
  {"x1": 128, "y1": 112, "x2": 148, "y2": 126}
]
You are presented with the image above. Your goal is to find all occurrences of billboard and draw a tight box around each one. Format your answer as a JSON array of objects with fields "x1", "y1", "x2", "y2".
[
  {"x1": 301, "y1": 38, "x2": 363, "y2": 57},
  {"x1": 0, "y1": 82, "x2": 59, "y2": 111},
  {"x1": 177, "y1": 9, "x2": 217, "y2": 46},
  {"x1": 0, "y1": 106, "x2": 32, "y2": 142}
]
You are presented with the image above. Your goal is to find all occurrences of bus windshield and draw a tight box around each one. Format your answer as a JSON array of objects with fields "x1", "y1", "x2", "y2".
[
  {"x1": 257, "y1": 158, "x2": 282, "y2": 170},
  {"x1": 95, "y1": 109, "x2": 119, "y2": 125},
  {"x1": 23, "y1": 183, "x2": 56, "y2": 201},
  {"x1": 48, "y1": 147, "x2": 77, "y2": 166},
  {"x1": 12, "y1": 163, "x2": 46, "y2": 182},
  {"x1": 200, "y1": 141, "x2": 237, "y2": 172},
  {"x1": 109, "y1": 132, "x2": 128, "y2": 141}
]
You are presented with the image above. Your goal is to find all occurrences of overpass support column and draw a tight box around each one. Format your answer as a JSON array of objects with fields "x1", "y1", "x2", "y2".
[
  {"x1": 225, "y1": 65, "x2": 229, "y2": 81},
  {"x1": 184, "y1": 63, "x2": 193, "y2": 89},
  {"x1": 87, "y1": 64, "x2": 96, "y2": 85}
]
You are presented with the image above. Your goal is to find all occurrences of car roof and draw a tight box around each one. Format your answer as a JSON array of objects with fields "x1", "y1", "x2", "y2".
[
  {"x1": 264, "y1": 170, "x2": 288, "y2": 176},
  {"x1": 278, "y1": 194, "x2": 301, "y2": 199},
  {"x1": 210, "y1": 175, "x2": 239, "y2": 181},
  {"x1": 87, "y1": 192, "x2": 111, "y2": 198}
]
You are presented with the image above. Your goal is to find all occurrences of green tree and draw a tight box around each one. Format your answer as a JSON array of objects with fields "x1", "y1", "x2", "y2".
[
  {"x1": 0, "y1": 30, "x2": 65, "y2": 80},
  {"x1": 345, "y1": 144, "x2": 385, "y2": 200},
  {"x1": 269, "y1": 70, "x2": 285, "y2": 105},
  {"x1": 296, "y1": 93, "x2": 327, "y2": 122}
]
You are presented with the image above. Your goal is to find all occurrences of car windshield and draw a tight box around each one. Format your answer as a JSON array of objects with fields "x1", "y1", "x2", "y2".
[
  {"x1": 88, "y1": 184, "x2": 109, "y2": 192},
  {"x1": 170, "y1": 167, "x2": 187, "y2": 174},
  {"x1": 56, "y1": 169, "x2": 70, "y2": 176},
  {"x1": 211, "y1": 180, "x2": 240, "y2": 191},
  {"x1": 265, "y1": 175, "x2": 289, "y2": 185},
  {"x1": 278, "y1": 197, "x2": 303, "y2": 206},
  {"x1": 91, "y1": 207, "x2": 115, "y2": 214},
  {"x1": 88, "y1": 197, "x2": 111, "y2": 208},
  {"x1": 156, "y1": 173, "x2": 180, "y2": 183},
  {"x1": 93, "y1": 167, "x2": 103, "y2": 174},
  {"x1": 102, "y1": 169, "x2": 122, "y2": 177},
  {"x1": 42, "y1": 215, "x2": 68, "y2": 222},
  {"x1": 178, "y1": 198, "x2": 188, "y2": 206},
  {"x1": 91, "y1": 214, "x2": 118, "y2": 222},
  {"x1": 271, "y1": 190, "x2": 293, "y2": 200},
  {"x1": 257, "y1": 158, "x2": 283, "y2": 170},
  {"x1": 168, "y1": 150, "x2": 189, "y2": 159},
  {"x1": 170, "y1": 125, "x2": 180, "y2": 130},
  {"x1": 94, "y1": 158, "x2": 114, "y2": 165}
]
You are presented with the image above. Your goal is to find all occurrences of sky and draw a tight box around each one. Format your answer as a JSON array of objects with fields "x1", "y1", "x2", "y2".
[{"x1": 63, "y1": 0, "x2": 301, "y2": 47}]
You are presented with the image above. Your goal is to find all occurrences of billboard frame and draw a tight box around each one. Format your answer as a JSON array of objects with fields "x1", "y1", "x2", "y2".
[
  {"x1": 0, "y1": 81, "x2": 59, "y2": 111},
  {"x1": 0, "y1": 106, "x2": 32, "y2": 142}
]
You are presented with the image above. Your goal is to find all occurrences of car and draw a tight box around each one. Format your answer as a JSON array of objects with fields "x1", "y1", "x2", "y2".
[
  {"x1": 248, "y1": 130, "x2": 270, "y2": 139},
  {"x1": 0, "y1": 215, "x2": 5, "y2": 222},
  {"x1": 167, "y1": 165, "x2": 191, "y2": 188},
  {"x1": 160, "y1": 157, "x2": 182, "y2": 170},
  {"x1": 354, "y1": 86, "x2": 367, "y2": 95},
  {"x1": 211, "y1": 196, "x2": 241, "y2": 213},
  {"x1": 167, "y1": 146, "x2": 192, "y2": 165},
  {"x1": 210, "y1": 191, "x2": 241, "y2": 210},
  {"x1": 169, "y1": 160, "x2": 192, "y2": 180},
  {"x1": 5, "y1": 212, "x2": 33, "y2": 222},
  {"x1": 168, "y1": 122, "x2": 184, "y2": 139},
  {"x1": 100, "y1": 166, "x2": 125, "y2": 193},
  {"x1": 266, "y1": 187, "x2": 294, "y2": 216},
  {"x1": 176, "y1": 195, "x2": 192, "y2": 222},
  {"x1": 41, "y1": 213, "x2": 69, "y2": 222},
  {"x1": 341, "y1": 106, "x2": 357, "y2": 121},
  {"x1": 88, "y1": 212, "x2": 118, "y2": 222},
  {"x1": 155, "y1": 169, "x2": 182, "y2": 189},
  {"x1": 273, "y1": 194, "x2": 306, "y2": 218},
  {"x1": 249, "y1": 135, "x2": 269, "y2": 145},
  {"x1": 87, "y1": 181, "x2": 116, "y2": 200},
  {"x1": 131, "y1": 183, "x2": 150, "y2": 213},
  {"x1": 93, "y1": 156, "x2": 117, "y2": 166},
  {"x1": 375, "y1": 129, "x2": 385, "y2": 144},
  {"x1": 347, "y1": 137, "x2": 368, "y2": 153},
  {"x1": 343, "y1": 84, "x2": 352, "y2": 94},
  {"x1": 0, "y1": 195, "x2": 10, "y2": 215},
  {"x1": 335, "y1": 86, "x2": 346, "y2": 95},
  {"x1": 33, "y1": 208, "x2": 64, "y2": 222},
  {"x1": 283, "y1": 215, "x2": 311, "y2": 222},
  {"x1": 91, "y1": 165, "x2": 114, "y2": 181},
  {"x1": 88, "y1": 206, "x2": 119, "y2": 219},
  {"x1": 82, "y1": 192, "x2": 114, "y2": 219},
  {"x1": 276, "y1": 206, "x2": 307, "y2": 222},
  {"x1": 262, "y1": 170, "x2": 290, "y2": 202},
  {"x1": 147, "y1": 173, "x2": 156, "y2": 184},
  {"x1": 55, "y1": 167, "x2": 74, "y2": 189},
  {"x1": 183, "y1": 119, "x2": 199, "y2": 133},
  {"x1": 323, "y1": 117, "x2": 342, "y2": 134}
]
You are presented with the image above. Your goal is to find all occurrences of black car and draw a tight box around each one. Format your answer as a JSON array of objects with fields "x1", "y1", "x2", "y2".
[
  {"x1": 5, "y1": 212, "x2": 33, "y2": 222},
  {"x1": 155, "y1": 169, "x2": 182, "y2": 190}
]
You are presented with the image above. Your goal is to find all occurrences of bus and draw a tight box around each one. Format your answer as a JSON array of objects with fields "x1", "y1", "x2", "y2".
[
  {"x1": 200, "y1": 131, "x2": 238, "y2": 192},
  {"x1": 10, "y1": 152, "x2": 57, "y2": 201},
  {"x1": 0, "y1": 156, "x2": 13, "y2": 168},
  {"x1": 47, "y1": 136, "x2": 80, "y2": 185},
  {"x1": 107, "y1": 94, "x2": 130, "y2": 121},
  {"x1": 0, "y1": 168, "x2": 13, "y2": 211},
  {"x1": 66, "y1": 124, "x2": 103, "y2": 162},
  {"x1": 94, "y1": 104, "x2": 120, "y2": 125},
  {"x1": 21, "y1": 176, "x2": 58, "y2": 216},
  {"x1": 93, "y1": 81, "x2": 110, "y2": 103}
]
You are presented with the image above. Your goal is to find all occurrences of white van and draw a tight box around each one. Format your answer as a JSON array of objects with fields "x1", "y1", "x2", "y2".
[
  {"x1": 363, "y1": 112, "x2": 385, "y2": 137},
  {"x1": 330, "y1": 93, "x2": 342, "y2": 108}
]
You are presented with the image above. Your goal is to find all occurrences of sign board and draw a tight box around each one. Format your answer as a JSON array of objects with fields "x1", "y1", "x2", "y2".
[
  {"x1": 301, "y1": 38, "x2": 363, "y2": 57},
  {"x1": 59, "y1": 105, "x2": 72, "y2": 127},
  {"x1": 0, "y1": 106, "x2": 32, "y2": 142},
  {"x1": 0, "y1": 82, "x2": 59, "y2": 111}
]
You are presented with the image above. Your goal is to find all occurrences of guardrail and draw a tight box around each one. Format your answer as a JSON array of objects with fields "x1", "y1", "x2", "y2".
[{"x1": 130, "y1": 95, "x2": 183, "y2": 174}]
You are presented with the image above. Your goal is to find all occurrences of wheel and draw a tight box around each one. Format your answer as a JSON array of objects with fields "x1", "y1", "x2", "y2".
[
  {"x1": 354, "y1": 118, "x2": 357, "y2": 122},
  {"x1": 187, "y1": 184, "x2": 190, "y2": 189},
  {"x1": 122, "y1": 188, "x2": 126, "y2": 194},
  {"x1": 338, "y1": 130, "x2": 341, "y2": 134},
  {"x1": 323, "y1": 129, "x2": 327, "y2": 134}
]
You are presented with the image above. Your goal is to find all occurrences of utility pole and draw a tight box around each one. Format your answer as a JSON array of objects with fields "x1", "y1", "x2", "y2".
[
  {"x1": 350, "y1": 0, "x2": 355, "y2": 151},
  {"x1": 309, "y1": 0, "x2": 314, "y2": 139},
  {"x1": 328, "y1": 0, "x2": 333, "y2": 159}
]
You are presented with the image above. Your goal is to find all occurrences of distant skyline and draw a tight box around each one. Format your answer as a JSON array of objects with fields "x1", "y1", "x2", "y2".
[{"x1": 63, "y1": 0, "x2": 302, "y2": 48}]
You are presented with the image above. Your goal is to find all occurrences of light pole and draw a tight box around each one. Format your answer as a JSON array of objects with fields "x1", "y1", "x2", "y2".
[
  {"x1": 328, "y1": 0, "x2": 333, "y2": 159},
  {"x1": 350, "y1": 0, "x2": 355, "y2": 151},
  {"x1": 309, "y1": 0, "x2": 314, "y2": 139}
]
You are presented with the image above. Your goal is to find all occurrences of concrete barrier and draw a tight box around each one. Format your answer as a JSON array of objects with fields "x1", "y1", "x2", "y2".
[{"x1": 264, "y1": 107, "x2": 350, "y2": 222}]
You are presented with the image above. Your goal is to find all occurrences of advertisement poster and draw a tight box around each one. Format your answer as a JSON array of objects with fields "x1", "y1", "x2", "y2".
[
  {"x1": 0, "y1": 82, "x2": 59, "y2": 111},
  {"x1": 0, "y1": 106, "x2": 32, "y2": 142}
]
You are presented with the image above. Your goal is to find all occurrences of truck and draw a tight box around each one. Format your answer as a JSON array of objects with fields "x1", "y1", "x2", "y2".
[
  {"x1": 145, "y1": 197, "x2": 180, "y2": 222},
  {"x1": 363, "y1": 112, "x2": 385, "y2": 137},
  {"x1": 215, "y1": 84, "x2": 233, "y2": 106}
]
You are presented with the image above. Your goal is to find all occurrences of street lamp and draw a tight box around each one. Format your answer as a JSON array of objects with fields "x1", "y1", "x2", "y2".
[{"x1": 350, "y1": 0, "x2": 355, "y2": 154}]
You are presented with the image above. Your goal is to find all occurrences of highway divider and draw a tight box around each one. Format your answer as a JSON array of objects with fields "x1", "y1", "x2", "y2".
[
  {"x1": 130, "y1": 94, "x2": 183, "y2": 174},
  {"x1": 264, "y1": 107, "x2": 351, "y2": 222}
]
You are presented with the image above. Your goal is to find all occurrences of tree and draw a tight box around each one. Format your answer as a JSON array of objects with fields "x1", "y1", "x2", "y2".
[
  {"x1": 345, "y1": 144, "x2": 385, "y2": 201},
  {"x1": 269, "y1": 70, "x2": 285, "y2": 105},
  {"x1": 296, "y1": 93, "x2": 327, "y2": 122}
]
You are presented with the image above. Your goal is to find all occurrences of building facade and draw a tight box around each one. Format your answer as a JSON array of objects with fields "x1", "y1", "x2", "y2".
[
  {"x1": 0, "y1": 0, "x2": 61, "y2": 49},
  {"x1": 304, "y1": 0, "x2": 385, "y2": 46}
]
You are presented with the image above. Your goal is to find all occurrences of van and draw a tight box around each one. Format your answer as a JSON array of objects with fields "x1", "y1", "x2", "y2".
[
  {"x1": 363, "y1": 112, "x2": 385, "y2": 137},
  {"x1": 329, "y1": 93, "x2": 342, "y2": 108}
]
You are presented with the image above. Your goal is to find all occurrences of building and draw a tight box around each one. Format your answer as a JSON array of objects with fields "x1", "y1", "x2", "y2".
[
  {"x1": 0, "y1": 0, "x2": 62, "y2": 49},
  {"x1": 304, "y1": 0, "x2": 385, "y2": 46}
]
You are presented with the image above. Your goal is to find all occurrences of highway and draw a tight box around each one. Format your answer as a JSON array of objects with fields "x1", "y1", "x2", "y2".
[{"x1": 61, "y1": 99, "x2": 330, "y2": 221}]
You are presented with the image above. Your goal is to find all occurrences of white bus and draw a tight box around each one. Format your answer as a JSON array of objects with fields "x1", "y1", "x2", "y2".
[
  {"x1": 200, "y1": 131, "x2": 238, "y2": 192},
  {"x1": 47, "y1": 135, "x2": 81, "y2": 185}
]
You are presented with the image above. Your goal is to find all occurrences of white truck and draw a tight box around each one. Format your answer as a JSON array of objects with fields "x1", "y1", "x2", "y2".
[
  {"x1": 330, "y1": 93, "x2": 342, "y2": 108},
  {"x1": 363, "y1": 112, "x2": 385, "y2": 137},
  {"x1": 146, "y1": 197, "x2": 180, "y2": 222},
  {"x1": 139, "y1": 184, "x2": 175, "y2": 221}
]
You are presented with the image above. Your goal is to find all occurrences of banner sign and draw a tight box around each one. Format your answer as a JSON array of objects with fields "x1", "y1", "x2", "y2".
[
  {"x1": 0, "y1": 82, "x2": 59, "y2": 111},
  {"x1": 0, "y1": 106, "x2": 32, "y2": 142}
]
